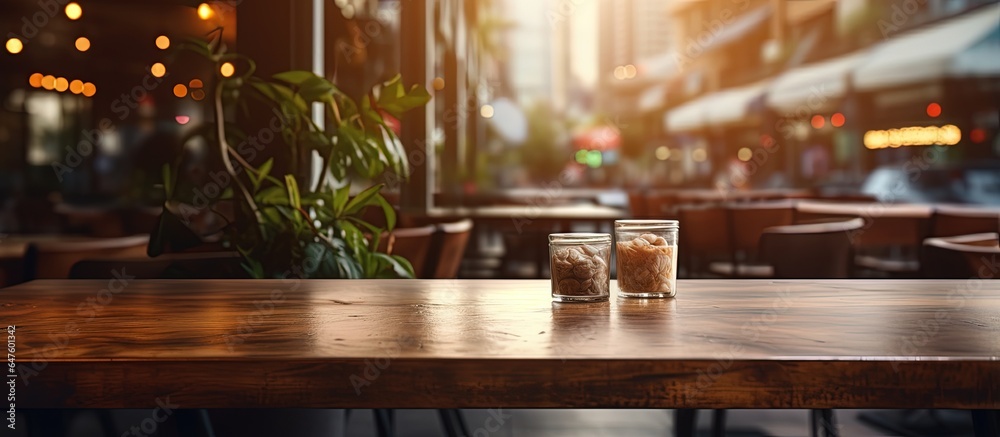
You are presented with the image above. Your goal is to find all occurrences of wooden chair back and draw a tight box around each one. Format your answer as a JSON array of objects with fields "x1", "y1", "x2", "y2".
[
  {"x1": 726, "y1": 200, "x2": 795, "y2": 256},
  {"x1": 759, "y1": 218, "x2": 864, "y2": 279},
  {"x1": 70, "y1": 252, "x2": 243, "y2": 279},
  {"x1": 929, "y1": 206, "x2": 999, "y2": 238},
  {"x1": 429, "y1": 219, "x2": 474, "y2": 279},
  {"x1": 920, "y1": 232, "x2": 1000, "y2": 279},
  {"x1": 377, "y1": 225, "x2": 436, "y2": 278},
  {"x1": 25, "y1": 235, "x2": 150, "y2": 280}
]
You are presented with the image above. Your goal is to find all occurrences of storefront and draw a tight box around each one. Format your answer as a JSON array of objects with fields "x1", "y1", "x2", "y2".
[{"x1": 851, "y1": 3, "x2": 1000, "y2": 172}]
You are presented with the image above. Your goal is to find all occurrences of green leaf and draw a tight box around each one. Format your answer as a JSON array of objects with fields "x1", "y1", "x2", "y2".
[
  {"x1": 333, "y1": 183, "x2": 350, "y2": 217},
  {"x1": 298, "y1": 75, "x2": 335, "y2": 102},
  {"x1": 161, "y1": 164, "x2": 174, "y2": 199},
  {"x1": 340, "y1": 220, "x2": 367, "y2": 253},
  {"x1": 273, "y1": 70, "x2": 318, "y2": 86},
  {"x1": 256, "y1": 185, "x2": 289, "y2": 206},
  {"x1": 284, "y1": 175, "x2": 302, "y2": 210},
  {"x1": 344, "y1": 184, "x2": 384, "y2": 215},
  {"x1": 374, "y1": 193, "x2": 396, "y2": 231},
  {"x1": 377, "y1": 74, "x2": 432, "y2": 118},
  {"x1": 375, "y1": 252, "x2": 415, "y2": 279}
]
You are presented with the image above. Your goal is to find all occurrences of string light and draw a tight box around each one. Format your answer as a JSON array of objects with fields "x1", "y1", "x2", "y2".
[{"x1": 82, "y1": 82, "x2": 96, "y2": 97}]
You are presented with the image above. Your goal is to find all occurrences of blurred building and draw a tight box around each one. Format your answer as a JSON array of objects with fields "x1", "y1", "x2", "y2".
[{"x1": 650, "y1": 0, "x2": 1000, "y2": 192}]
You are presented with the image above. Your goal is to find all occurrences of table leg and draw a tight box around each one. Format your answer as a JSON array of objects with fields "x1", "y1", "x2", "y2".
[
  {"x1": 711, "y1": 409, "x2": 726, "y2": 437},
  {"x1": 175, "y1": 409, "x2": 216, "y2": 437},
  {"x1": 810, "y1": 409, "x2": 838, "y2": 437},
  {"x1": 374, "y1": 409, "x2": 395, "y2": 437},
  {"x1": 674, "y1": 409, "x2": 697, "y2": 437},
  {"x1": 438, "y1": 409, "x2": 469, "y2": 437},
  {"x1": 972, "y1": 410, "x2": 998, "y2": 437}
]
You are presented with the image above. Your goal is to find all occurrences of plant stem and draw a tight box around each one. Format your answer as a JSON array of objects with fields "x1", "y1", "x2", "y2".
[{"x1": 214, "y1": 80, "x2": 263, "y2": 227}]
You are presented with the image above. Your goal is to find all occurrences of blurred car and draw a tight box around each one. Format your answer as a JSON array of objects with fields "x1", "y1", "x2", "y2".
[{"x1": 860, "y1": 162, "x2": 1000, "y2": 205}]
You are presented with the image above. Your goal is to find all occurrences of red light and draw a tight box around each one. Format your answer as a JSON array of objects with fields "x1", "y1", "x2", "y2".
[
  {"x1": 830, "y1": 113, "x2": 845, "y2": 127},
  {"x1": 175, "y1": 115, "x2": 190, "y2": 125},
  {"x1": 926, "y1": 103, "x2": 942, "y2": 118},
  {"x1": 811, "y1": 115, "x2": 825, "y2": 129},
  {"x1": 970, "y1": 128, "x2": 986, "y2": 143}
]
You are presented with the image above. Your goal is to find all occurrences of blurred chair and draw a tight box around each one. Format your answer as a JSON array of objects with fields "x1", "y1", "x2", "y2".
[
  {"x1": 377, "y1": 225, "x2": 436, "y2": 279},
  {"x1": 627, "y1": 191, "x2": 648, "y2": 218},
  {"x1": 677, "y1": 205, "x2": 731, "y2": 277},
  {"x1": 708, "y1": 200, "x2": 795, "y2": 278},
  {"x1": 70, "y1": 251, "x2": 243, "y2": 279},
  {"x1": 644, "y1": 191, "x2": 678, "y2": 220},
  {"x1": 24, "y1": 234, "x2": 150, "y2": 280},
  {"x1": 428, "y1": 219, "x2": 474, "y2": 279},
  {"x1": 929, "y1": 206, "x2": 1000, "y2": 238},
  {"x1": 759, "y1": 218, "x2": 864, "y2": 279},
  {"x1": 920, "y1": 232, "x2": 999, "y2": 279}
]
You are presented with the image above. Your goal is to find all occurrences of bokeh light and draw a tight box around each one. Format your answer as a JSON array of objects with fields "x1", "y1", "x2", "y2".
[
  {"x1": 41, "y1": 75, "x2": 55, "y2": 90},
  {"x1": 692, "y1": 148, "x2": 707, "y2": 162},
  {"x1": 811, "y1": 115, "x2": 825, "y2": 129},
  {"x1": 197, "y1": 3, "x2": 214, "y2": 20},
  {"x1": 432, "y1": 77, "x2": 445, "y2": 90},
  {"x1": 737, "y1": 147, "x2": 753, "y2": 162},
  {"x1": 151, "y1": 63, "x2": 166, "y2": 78},
  {"x1": 75, "y1": 37, "x2": 90, "y2": 52},
  {"x1": 480, "y1": 104, "x2": 494, "y2": 118},
  {"x1": 173, "y1": 84, "x2": 188, "y2": 98},
  {"x1": 54, "y1": 77, "x2": 69, "y2": 92},
  {"x1": 28, "y1": 73, "x2": 43, "y2": 88},
  {"x1": 655, "y1": 146, "x2": 671, "y2": 161},
  {"x1": 220, "y1": 62, "x2": 235, "y2": 77},
  {"x1": 65, "y1": 2, "x2": 82, "y2": 20},
  {"x1": 69, "y1": 80, "x2": 84, "y2": 94},
  {"x1": 6, "y1": 38, "x2": 23, "y2": 54},
  {"x1": 926, "y1": 102, "x2": 942, "y2": 118},
  {"x1": 155, "y1": 36, "x2": 170, "y2": 50},
  {"x1": 82, "y1": 82, "x2": 96, "y2": 97}
]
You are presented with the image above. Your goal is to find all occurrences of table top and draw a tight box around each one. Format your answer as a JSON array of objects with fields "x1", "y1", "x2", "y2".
[
  {"x1": 5, "y1": 279, "x2": 998, "y2": 409},
  {"x1": 420, "y1": 204, "x2": 627, "y2": 221},
  {"x1": 795, "y1": 201, "x2": 936, "y2": 218}
]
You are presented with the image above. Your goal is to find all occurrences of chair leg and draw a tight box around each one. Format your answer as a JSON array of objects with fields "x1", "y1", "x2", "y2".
[
  {"x1": 175, "y1": 409, "x2": 216, "y2": 437},
  {"x1": 438, "y1": 409, "x2": 469, "y2": 437},
  {"x1": 711, "y1": 409, "x2": 726, "y2": 437},
  {"x1": 25, "y1": 410, "x2": 66, "y2": 437},
  {"x1": 674, "y1": 409, "x2": 697, "y2": 437},
  {"x1": 374, "y1": 409, "x2": 395, "y2": 437},
  {"x1": 972, "y1": 410, "x2": 998, "y2": 437},
  {"x1": 810, "y1": 409, "x2": 838, "y2": 437}
]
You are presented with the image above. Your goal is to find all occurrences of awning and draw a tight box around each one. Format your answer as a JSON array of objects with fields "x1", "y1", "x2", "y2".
[
  {"x1": 705, "y1": 81, "x2": 769, "y2": 125},
  {"x1": 766, "y1": 51, "x2": 869, "y2": 115},
  {"x1": 853, "y1": 3, "x2": 1000, "y2": 91},
  {"x1": 638, "y1": 84, "x2": 667, "y2": 112},
  {"x1": 664, "y1": 95, "x2": 711, "y2": 132},
  {"x1": 664, "y1": 81, "x2": 769, "y2": 132},
  {"x1": 704, "y1": 6, "x2": 771, "y2": 52}
]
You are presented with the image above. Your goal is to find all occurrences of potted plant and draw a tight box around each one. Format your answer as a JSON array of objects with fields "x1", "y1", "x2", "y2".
[{"x1": 149, "y1": 33, "x2": 430, "y2": 279}]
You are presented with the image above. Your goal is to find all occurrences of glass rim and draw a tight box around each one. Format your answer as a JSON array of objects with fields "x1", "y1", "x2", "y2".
[
  {"x1": 548, "y1": 233, "x2": 612, "y2": 244},
  {"x1": 615, "y1": 219, "x2": 679, "y2": 230}
]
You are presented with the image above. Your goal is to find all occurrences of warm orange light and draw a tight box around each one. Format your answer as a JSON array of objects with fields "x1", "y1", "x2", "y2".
[
  {"x1": 864, "y1": 125, "x2": 961, "y2": 149},
  {"x1": 41, "y1": 75, "x2": 56, "y2": 90},
  {"x1": 811, "y1": 115, "x2": 825, "y2": 129},
  {"x1": 173, "y1": 84, "x2": 188, "y2": 98},
  {"x1": 151, "y1": 63, "x2": 166, "y2": 78},
  {"x1": 191, "y1": 89, "x2": 206, "y2": 101},
  {"x1": 432, "y1": 77, "x2": 445, "y2": 90},
  {"x1": 65, "y1": 2, "x2": 82, "y2": 20},
  {"x1": 830, "y1": 113, "x2": 845, "y2": 127},
  {"x1": 82, "y1": 82, "x2": 96, "y2": 97},
  {"x1": 75, "y1": 37, "x2": 90, "y2": 52},
  {"x1": 155, "y1": 35, "x2": 170, "y2": 50},
  {"x1": 188, "y1": 79, "x2": 203, "y2": 89},
  {"x1": 28, "y1": 73, "x2": 43, "y2": 88},
  {"x1": 220, "y1": 62, "x2": 235, "y2": 77},
  {"x1": 197, "y1": 3, "x2": 214, "y2": 20},
  {"x1": 54, "y1": 77, "x2": 69, "y2": 92},
  {"x1": 69, "y1": 79, "x2": 84, "y2": 94},
  {"x1": 6, "y1": 38, "x2": 23, "y2": 54},
  {"x1": 926, "y1": 102, "x2": 942, "y2": 118}
]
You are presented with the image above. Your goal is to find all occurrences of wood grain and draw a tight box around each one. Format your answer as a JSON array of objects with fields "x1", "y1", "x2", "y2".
[{"x1": 3, "y1": 279, "x2": 998, "y2": 409}]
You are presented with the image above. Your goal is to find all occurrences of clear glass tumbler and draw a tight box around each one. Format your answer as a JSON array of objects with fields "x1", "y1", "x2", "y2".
[
  {"x1": 615, "y1": 220, "x2": 679, "y2": 298},
  {"x1": 549, "y1": 233, "x2": 611, "y2": 302}
]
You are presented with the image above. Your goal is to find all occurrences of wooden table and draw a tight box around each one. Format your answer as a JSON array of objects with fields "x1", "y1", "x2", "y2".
[{"x1": 4, "y1": 279, "x2": 998, "y2": 413}]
